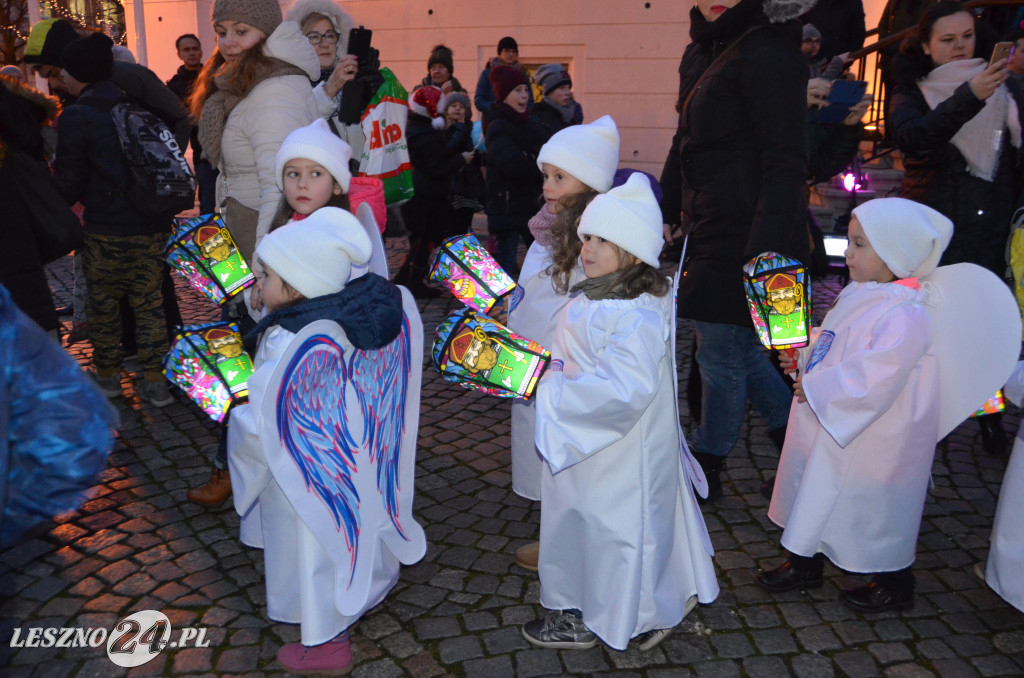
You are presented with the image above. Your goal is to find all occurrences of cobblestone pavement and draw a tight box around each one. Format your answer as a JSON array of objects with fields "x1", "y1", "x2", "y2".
[{"x1": 2, "y1": 220, "x2": 1023, "y2": 677}]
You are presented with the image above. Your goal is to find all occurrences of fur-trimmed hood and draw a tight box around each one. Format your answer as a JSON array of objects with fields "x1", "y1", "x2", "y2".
[
  {"x1": 285, "y1": 0, "x2": 354, "y2": 57},
  {"x1": 0, "y1": 75, "x2": 60, "y2": 123},
  {"x1": 763, "y1": 0, "x2": 818, "y2": 23}
]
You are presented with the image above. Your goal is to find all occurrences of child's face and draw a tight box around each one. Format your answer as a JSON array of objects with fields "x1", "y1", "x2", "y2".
[
  {"x1": 541, "y1": 163, "x2": 588, "y2": 214},
  {"x1": 845, "y1": 217, "x2": 895, "y2": 284},
  {"x1": 580, "y1": 234, "x2": 634, "y2": 279},
  {"x1": 257, "y1": 265, "x2": 303, "y2": 312},
  {"x1": 504, "y1": 84, "x2": 530, "y2": 113},
  {"x1": 445, "y1": 101, "x2": 466, "y2": 124},
  {"x1": 547, "y1": 84, "x2": 573, "y2": 107},
  {"x1": 283, "y1": 159, "x2": 343, "y2": 215}
]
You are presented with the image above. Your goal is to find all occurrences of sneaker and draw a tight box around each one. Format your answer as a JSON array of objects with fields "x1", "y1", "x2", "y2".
[
  {"x1": 514, "y1": 541, "x2": 539, "y2": 571},
  {"x1": 277, "y1": 632, "x2": 351, "y2": 675},
  {"x1": 140, "y1": 379, "x2": 175, "y2": 408},
  {"x1": 90, "y1": 370, "x2": 122, "y2": 398},
  {"x1": 636, "y1": 595, "x2": 697, "y2": 651},
  {"x1": 522, "y1": 610, "x2": 597, "y2": 650}
]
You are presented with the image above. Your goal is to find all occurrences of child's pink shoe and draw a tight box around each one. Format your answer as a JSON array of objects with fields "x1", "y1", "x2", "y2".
[{"x1": 276, "y1": 631, "x2": 352, "y2": 675}]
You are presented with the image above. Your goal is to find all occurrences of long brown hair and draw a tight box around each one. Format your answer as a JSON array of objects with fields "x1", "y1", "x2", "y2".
[
  {"x1": 545, "y1": 189, "x2": 598, "y2": 294},
  {"x1": 188, "y1": 38, "x2": 274, "y2": 119},
  {"x1": 608, "y1": 249, "x2": 670, "y2": 298}
]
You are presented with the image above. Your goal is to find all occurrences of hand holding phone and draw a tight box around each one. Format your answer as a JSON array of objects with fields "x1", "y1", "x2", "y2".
[{"x1": 990, "y1": 41, "x2": 1015, "y2": 68}]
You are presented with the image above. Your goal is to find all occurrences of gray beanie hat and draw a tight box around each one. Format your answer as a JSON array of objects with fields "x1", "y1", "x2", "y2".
[
  {"x1": 212, "y1": 0, "x2": 282, "y2": 37},
  {"x1": 534, "y1": 63, "x2": 571, "y2": 95},
  {"x1": 802, "y1": 23, "x2": 822, "y2": 41}
]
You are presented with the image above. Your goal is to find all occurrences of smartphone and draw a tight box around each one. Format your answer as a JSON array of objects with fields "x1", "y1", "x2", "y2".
[
  {"x1": 811, "y1": 79, "x2": 868, "y2": 125},
  {"x1": 347, "y1": 26, "x2": 372, "y2": 63},
  {"x1": 991, "y1": 41, "x2": 1015, "y2": 67}
]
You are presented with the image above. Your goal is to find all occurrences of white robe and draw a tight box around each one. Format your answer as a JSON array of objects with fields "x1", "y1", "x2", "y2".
[
  {"x1": 228, "y1": 293, "x2": 425, "y2": 645},
  {"x1": 506, "y1": 241, "x2": 582, "y2": 500},
  {"x1": 768, "y1": 282, "x2": 940, "y2": 573},
  {"x1": 534, "y1": 289, "x2": 719, "y2": 650},
  {"x1": 986, "y1": 361, "x2": 1024, "y2": 612}
]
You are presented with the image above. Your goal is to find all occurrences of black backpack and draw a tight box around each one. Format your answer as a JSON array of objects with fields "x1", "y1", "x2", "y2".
[{"x1": 84, "y1": 97, "x2": 197, "y2": 218}]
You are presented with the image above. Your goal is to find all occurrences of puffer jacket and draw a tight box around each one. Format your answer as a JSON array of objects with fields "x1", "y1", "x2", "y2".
[
  {"x1": 217, "y1": 21, "x2": 321, "y2": 256},
  {"x1": 661, "y1": 0, "x2": 812, "y2": 327},
  {"x1": 54, "y1": 79, "x2": 167, "y2": 236},
  {"x1": 483, "y1": 104, "x2": 545, "y2": 224}
]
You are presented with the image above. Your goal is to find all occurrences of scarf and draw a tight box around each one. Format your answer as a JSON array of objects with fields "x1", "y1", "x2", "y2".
[
  {"x1": 528, "y1": 203, "x2": 558, "y2": 247},
  {"x1": 917, "y1": 58, "x2": 1022, "y2": 181},
  {"x1": 570, "y1": 270, "x2": 634, "y2": 301},
  {"x1": 197, "y1": 57, "x2": 308, "y2": 167},
  {"x1": 491, "y1": 101, "x2": 529, "y2": 123},
  {"x1": 542, "y1": 96, "x2": 577, "y2": 123}
]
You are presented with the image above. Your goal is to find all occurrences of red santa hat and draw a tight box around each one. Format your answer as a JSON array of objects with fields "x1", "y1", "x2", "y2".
[{"x1": 408, "y1": 85, "x2": 447, "y2": 130}]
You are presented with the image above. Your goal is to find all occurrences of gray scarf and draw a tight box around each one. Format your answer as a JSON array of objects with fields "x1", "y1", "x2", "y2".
[
  {"x1": 543, "y1": 95, "x2": 577, "y2": 123},
  {"x1": 570, "y1": 271, "x2": 633, "y2": 300}
]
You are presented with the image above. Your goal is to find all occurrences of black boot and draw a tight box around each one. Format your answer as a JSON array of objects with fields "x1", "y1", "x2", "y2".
[
  {"x1": 693, "y1": 452, "x2": 723, "y2": 504},
  {"x1": 761, "y1": 426, "x2": 788, "y2": 499},
  {"x1": 977, "y1": 413, "x2": 1008, "y2": 457}
]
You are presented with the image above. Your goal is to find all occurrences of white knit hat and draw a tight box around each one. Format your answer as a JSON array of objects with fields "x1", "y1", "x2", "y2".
[
  {"x1": 255, "y1": 207, "x2": 372, "y2": 298},
  {"x1": 852, "y1": 197, "x2": 953, "y2": 279},
  {"x1": 275, "y1": 118, "x2": 352, "y2": 193},
  {"x1": 577, "y1": 172, "x2": 663, "y2": 268},
  {"x1": 537, "y1": 115, "x2": 621, "y2": 193}
]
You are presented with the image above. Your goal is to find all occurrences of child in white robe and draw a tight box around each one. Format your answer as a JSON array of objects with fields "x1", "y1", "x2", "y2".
[
  {"x1": 228, "y1": 208, "x2": 425, "y2": 674},
  {"x1": 506, "y1": 116, "x2": 620, "y2": 570},
  {"x1": 761, "y1": 197, "x2": 1016, "y2": 614},
  {"x1": 524, "y1": 173, "x2": 719, "y2": 652},
  {"x1": 980, "y1": 360, "x2": 1024, "y2": 613}
]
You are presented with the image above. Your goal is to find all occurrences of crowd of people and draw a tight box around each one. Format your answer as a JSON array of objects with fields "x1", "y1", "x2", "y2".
[{"x1": 4, "y1": 0, "x2": 1024, "y2": 672}]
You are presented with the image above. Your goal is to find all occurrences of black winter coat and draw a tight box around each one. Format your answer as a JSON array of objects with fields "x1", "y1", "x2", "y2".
[
  {"x1": 402, "y1": 113, "x2": 466, "y2": 238},
  {"x1": 661, "y1": 0, "x2": 809, "y2": 326},
  {"x1": 891, "y1": 77, "x2": 1024, "y2": 274},
  {"x1": 483, "y1": 104, "x2": 544, "y2": 229},
  {"x1": 530, "y1": 99, "x2": 576, "y2": 143},
  {"x1": 53, "y1": 80, "x2": 168, "y2": 237}
]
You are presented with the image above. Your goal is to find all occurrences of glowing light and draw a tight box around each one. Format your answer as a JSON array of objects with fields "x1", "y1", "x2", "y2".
[{"x1": 840, "y1": 173, "x2": 862, "y2": 192}]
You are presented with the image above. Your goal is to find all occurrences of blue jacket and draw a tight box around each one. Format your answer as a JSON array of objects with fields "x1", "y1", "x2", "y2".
[
  {"x1": 249, "y1": 273, "x2": 404, "y2": 351},
  {"x1": 0, "y1": 284, "x2": 117, "y2": 548}
]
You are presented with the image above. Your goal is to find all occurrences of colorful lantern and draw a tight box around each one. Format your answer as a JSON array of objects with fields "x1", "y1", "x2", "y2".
[
  {"x1": 971, "y1": 391, "x2": 1005, "y2": 418},
  {"x1": 163, "y1": 322, "x2": 254, "y2": 422},
  {"x1": 743, "y1": 252, "x2": 811, "y2": 352},
  {"x1": 166, "y1": 214, "x2": 254, "y2": 305},
  {"x1": 432, "y1": 308, "x2": 550, "y2": 399},
  {"x1": 428, "y1": 233, "x2": 516, "y2": 313}
]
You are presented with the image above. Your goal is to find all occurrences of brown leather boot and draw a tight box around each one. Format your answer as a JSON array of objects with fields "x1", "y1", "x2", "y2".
[{"x1": 187, "y1": 468, "x2": 232, "y2": 507}]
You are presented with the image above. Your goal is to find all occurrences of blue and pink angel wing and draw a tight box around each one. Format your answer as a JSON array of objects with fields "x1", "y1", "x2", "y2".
[
  {"x1": 277, "y1": 335, "x2": 361, "y2": 576},
  {"x1": 349, "y1": 312, "x2": 413, "y2": 539}
]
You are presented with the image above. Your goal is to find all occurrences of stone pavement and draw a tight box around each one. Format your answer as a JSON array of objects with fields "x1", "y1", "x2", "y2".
[{"x1": 2, "y1": 222, "x2": 1023, "y2": 677}]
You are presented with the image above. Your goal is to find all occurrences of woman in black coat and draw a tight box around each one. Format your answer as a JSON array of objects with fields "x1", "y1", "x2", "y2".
[
  {"x1": 483, "y1": 65, "x2": 545, "y2": 277},
  {"x1": 659, "y1": 0, "x2": 813, "y2": 503},
  {"x1": 395, "y1": 85, "x2": 474, "y2": 296},
  {"x1": 891, "y1": 1, "x2": 1023, "y2": 276}
]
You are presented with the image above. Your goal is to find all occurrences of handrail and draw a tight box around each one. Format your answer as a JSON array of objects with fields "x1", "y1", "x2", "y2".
[{"x1": 850, "y1": 0, "x2": 1024, "y2": 60}]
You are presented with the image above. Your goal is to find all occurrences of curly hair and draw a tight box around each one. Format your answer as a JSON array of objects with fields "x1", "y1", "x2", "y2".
[
  {"x1": 545, "y1": 189, "x2": 598, "y2": 294},
  {"x1": 608, "y1": 253, "x2": 670, "y2": 298}
]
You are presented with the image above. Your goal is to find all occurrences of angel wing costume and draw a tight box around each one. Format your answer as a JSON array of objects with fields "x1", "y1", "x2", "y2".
[
  {"x1": 769, "y1": 266, "x2": 1020, "y2": 573},
  {"x1": 229, "y1": 275, "x2": 425, "y2": 645}
]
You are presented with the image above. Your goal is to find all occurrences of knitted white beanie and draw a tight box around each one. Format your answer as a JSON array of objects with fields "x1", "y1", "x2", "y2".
[
  {"x1": 852, "y1": 197, "x2": 953, "y2": 279},
  {"x1": 275, "y1": 118, "x2": 352, "y2": 193},
  {"x1": 255, "y1": 207, "x2": 372, "y2": 298},
  {"x1": 577, "y1": 172, "x2": 663, "y2": 268},
  {"x1": 537, "y1": 115, "x2": 621, "y2": 193}
]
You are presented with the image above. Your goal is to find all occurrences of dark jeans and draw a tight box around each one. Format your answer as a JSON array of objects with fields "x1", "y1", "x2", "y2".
[{"x1": 194, "y1": 159, "x2": 219, "y2": 215}]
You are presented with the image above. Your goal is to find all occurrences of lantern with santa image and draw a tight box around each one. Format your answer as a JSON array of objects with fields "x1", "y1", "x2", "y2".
[
  {"x1": 743, "y1": 252, "x2": 811, "y2": 352},
  {"x1": 432, "y1": 308, "x2": 550, "y2": 399},
  {"x1": 163, "y1": 322, "x2": 254, "y2": 422},
  {"x1": 166, "y1": 214, "x2": 254, "y2": 305},
  {"x1": 428, "y1": 233, "x2": 516, "y2": 313}
]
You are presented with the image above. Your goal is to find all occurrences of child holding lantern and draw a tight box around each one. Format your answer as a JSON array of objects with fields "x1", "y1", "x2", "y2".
[
  {"x1": 506, "y1": 115, "x2": 621, "y2": 570},
  {"x1": 760, "y1": 197, "x2": 1019, "y2": 613},
  {"x1": 523, "y1": 173, "x2": 718, "y2": 651}
]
